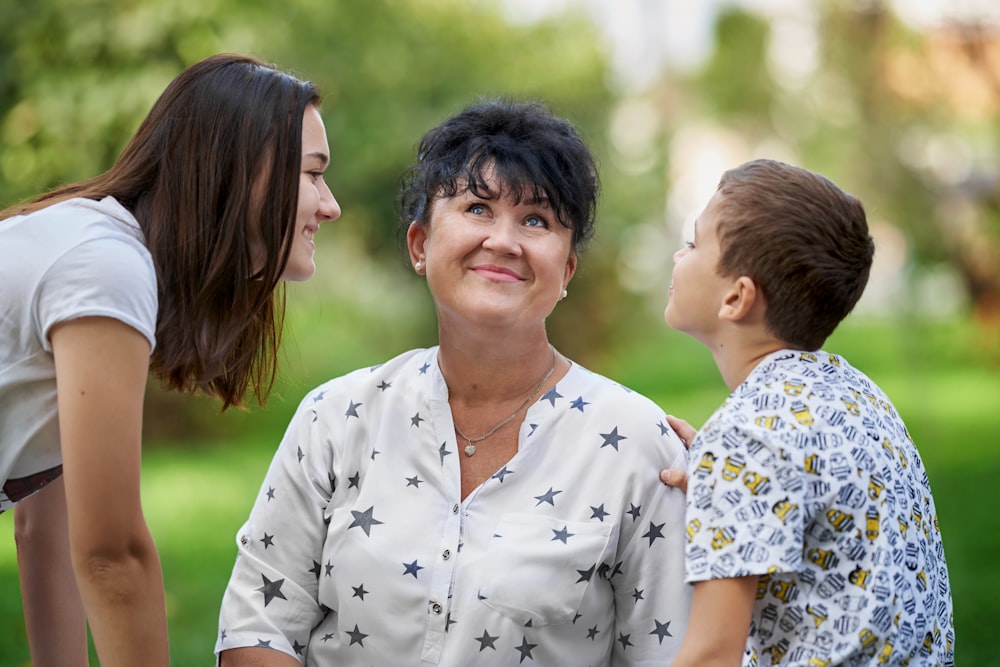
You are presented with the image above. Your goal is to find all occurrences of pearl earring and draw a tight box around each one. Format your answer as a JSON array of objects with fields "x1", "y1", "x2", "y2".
[
  {"x1": 415, "y1": 261, "x2": 424, "y2": 273},
  {"x1": 561, "y1": 289, "x2": 568, "y2": 299}
]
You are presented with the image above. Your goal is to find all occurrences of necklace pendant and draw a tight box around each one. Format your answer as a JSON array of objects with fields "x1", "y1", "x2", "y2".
[{"x1": 464, "y1": 444, "x2": 477, "y2": 457}]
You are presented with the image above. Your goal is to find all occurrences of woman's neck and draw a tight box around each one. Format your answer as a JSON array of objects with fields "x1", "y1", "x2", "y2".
[{"x1": 437, "y1": 332, "x2": 559, "y2": 406}]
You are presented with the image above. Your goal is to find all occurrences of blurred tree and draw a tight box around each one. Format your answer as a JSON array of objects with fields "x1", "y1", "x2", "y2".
[{"x1": 819, "y1": 2, "x2": 999, "y2": 353}]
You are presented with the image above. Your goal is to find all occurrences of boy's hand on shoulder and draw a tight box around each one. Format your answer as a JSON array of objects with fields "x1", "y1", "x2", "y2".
[
  {"x1": 667, "y1": 414, "x2": 697, "y2": 446},
  {"x1": 660, "y1": 414, "x2": 695, "y2": 493},
  {"x1": 660, "y1": 467, "x2": 689, "y2": 493}
]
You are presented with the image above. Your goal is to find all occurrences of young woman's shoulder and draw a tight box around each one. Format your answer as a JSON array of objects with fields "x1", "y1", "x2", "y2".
[{"x1": 30, "y1": 198, "x2": 157, "y2": 351}]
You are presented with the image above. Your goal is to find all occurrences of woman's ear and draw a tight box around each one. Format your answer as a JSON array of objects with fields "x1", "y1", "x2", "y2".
[
  {"x1": 406, "y1": 221, "x2": 427, "y2": 268},
  {"x1": 562, "y1": 252, "x2": 578, "y2": 290},
  {"x1": 718, "y1": 276, "x2": 758, "y2": 322}
]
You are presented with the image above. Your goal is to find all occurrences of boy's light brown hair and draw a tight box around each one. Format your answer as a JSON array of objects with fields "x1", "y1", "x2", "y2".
[{"x1": 714, "y1": 158, "x2": 874, "y2": 350}]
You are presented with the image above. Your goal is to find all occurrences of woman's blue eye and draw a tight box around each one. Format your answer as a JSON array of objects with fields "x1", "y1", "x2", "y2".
[
  {"x1": 524, "y1": 215, "x2": 547, "y2": 228},
  {"x1": 469, "y1": 203, "x2": 486, "y2": 215}
]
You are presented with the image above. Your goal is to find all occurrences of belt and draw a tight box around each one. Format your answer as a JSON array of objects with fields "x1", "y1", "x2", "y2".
[{"x1": 2, "y1": 464, "x2": 64, "y2": 505}]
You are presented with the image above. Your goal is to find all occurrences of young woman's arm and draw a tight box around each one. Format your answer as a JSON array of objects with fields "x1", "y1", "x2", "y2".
[
  {"x1": 49, "y1": 316, "x2": 169, "y2": 666},
  {"x1": 14, "y1": 476, "x2": 89, "y2": 666}
]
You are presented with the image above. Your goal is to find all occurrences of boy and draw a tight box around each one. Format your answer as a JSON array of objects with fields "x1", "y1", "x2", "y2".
[{"x1": 663, "y1": 159, "x2": 954, "y2": 666}]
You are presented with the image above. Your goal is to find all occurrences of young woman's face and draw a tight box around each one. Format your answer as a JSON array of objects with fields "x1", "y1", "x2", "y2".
[
  {"x1": 407, "y1": 170, "x2": 576, "y2": 335},
  {"x1": 280, "y1": 105, "x2": 340, "y2": 281}
]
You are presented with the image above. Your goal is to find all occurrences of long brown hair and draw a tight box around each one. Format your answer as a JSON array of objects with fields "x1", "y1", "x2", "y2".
[{"x1": 1, "y1": 54, "x2": 321, "y2": 408}]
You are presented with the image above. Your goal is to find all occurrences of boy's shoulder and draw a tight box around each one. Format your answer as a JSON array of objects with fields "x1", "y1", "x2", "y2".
[
  {"x1": 701, "y1": 349, "x2": 901, "y2": 449},
  {"x1": 731, "y1": 349, "x2": 885, "y2": 408}
]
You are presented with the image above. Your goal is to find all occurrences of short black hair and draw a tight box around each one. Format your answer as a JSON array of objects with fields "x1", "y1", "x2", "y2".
[{"x1": 398, "y1": 98, "x2": 598, "y2": 252}]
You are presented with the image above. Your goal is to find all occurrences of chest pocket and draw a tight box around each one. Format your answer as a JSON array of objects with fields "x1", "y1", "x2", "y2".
[{"x1": 478, "y1": 513, "x2": 613, "y2": 626}]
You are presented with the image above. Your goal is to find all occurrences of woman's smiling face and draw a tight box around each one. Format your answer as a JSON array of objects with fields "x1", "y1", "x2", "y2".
[
  {"x1": 408, "y1": 169, "x2": 576, "y2": 332},
  {"x1": 280, "y1": 105, "x2": 340, "y2": 282}
]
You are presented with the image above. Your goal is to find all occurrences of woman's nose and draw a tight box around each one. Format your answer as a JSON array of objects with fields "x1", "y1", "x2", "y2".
[
  {"x1": 482, "y1": 218, "x2": 521, "y2": 253},
  {"x1": 320, "y1": 182, "x2": 341, "y2": 221}
]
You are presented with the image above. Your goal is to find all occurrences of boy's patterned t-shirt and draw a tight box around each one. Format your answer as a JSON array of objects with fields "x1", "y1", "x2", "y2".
[{"x1": 685, "y1": 350, "x2": 954, "y2": 666}]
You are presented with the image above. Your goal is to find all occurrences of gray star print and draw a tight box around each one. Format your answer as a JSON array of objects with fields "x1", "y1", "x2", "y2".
[
  {"x1": 534, "y1": 487, "x2": 562, "y2": 506},
  {"x1": 600, "y1": 426, "x2": 626, "y2": 450},
  {"x1": 643, "y1": 521, "x2": 665, "y2": 546},
  {"x1": 515, "y1": 635, "x2": 538, "y2": 662},
  {"x1": 476, "y1": 629, "x2": 499, "y2": 651},
  {"x1": 551, "y1": 525, "x2": 574, "y2": 543},
  {"x1": 650, "y1": 619, "x2": 673, "y2": 644},
  {"x1": 256, "y1": 574, "x2": 287, "y2": 607},
  {"x1": 348, "y1": 506, "x2": 384, "y2": 536},
  {"x1": 346, "y1": 624, "x2": 368, "y2": 646}
]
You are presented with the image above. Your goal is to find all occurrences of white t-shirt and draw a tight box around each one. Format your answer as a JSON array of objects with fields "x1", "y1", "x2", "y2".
[
  {"x1": 0, "y1": 196, "x2": 157, "y2": 511},
  {"x1": 217, "y1": 347, "x2": 692, "y2": 666},
  {"x1": 685, "y1": 350, "x2": 954, "y2": 666}
]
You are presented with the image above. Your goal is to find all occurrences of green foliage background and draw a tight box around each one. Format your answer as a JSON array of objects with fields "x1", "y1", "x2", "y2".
[{"x1": 2, "y1": 0, "x2": 999, "y2": 665}]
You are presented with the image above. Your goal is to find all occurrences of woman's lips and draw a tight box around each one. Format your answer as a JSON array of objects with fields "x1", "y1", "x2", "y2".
[{"x1": 472, "y1": 264, "x2": 523, "y2": 283}]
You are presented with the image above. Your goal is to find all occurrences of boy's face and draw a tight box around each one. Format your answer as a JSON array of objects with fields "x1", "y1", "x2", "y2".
[{"x1": 663, "y1": 190, "x2": 734, "y2": 343}]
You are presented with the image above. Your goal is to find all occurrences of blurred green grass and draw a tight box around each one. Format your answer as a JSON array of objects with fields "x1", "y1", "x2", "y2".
[{"x1": 1, "y1": 316, "x2": 997, "y2": 665}]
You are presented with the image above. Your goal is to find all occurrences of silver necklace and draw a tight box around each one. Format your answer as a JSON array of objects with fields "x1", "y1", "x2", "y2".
[{"x1": 454, "y1": 347, "x2": 557, "y2": 457}]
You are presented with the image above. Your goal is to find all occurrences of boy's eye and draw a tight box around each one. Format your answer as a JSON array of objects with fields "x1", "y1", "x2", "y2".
[{"x1": 468, "y1": 203, "x2": 487, "y2": 215}]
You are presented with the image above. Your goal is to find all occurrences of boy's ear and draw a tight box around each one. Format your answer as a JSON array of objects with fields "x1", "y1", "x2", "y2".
[{"x1": 718, "y1": 276, "x2": 758, "y2": 322}]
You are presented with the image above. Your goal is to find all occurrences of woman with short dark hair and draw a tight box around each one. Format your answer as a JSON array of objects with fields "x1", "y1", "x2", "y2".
[{"x1": 217, "y1": 99, "x2": 690, "y2": 667}]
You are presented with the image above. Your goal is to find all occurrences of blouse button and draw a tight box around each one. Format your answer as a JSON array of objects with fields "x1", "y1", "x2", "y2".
[
  {"x1": 431, "y1": 602, "x2": 443, "y2": 615},
  {"x1": 239, "y1": 535, "x2": 248, "y2": 546},
  {"x1": 442, "y1": 549, "x2": 451, "y2": 560},
  {"x1": 451, "y1": 504, "x2": 460, "y2": 514}
]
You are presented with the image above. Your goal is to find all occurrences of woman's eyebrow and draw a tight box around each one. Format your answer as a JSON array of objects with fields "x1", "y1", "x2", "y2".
[{"x1": 304, "y1": 151, "x2": 329, "y2": 166}]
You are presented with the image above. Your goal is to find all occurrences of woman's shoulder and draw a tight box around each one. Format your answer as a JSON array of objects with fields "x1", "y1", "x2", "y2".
[
  {"x1": 12, "y1": 197, "x2": 146, "y2": 258},
  {"x1": 562, "y1": 361, "x2": 665, "y2": 414},
  {"x1": 299, "y1": 347, "x2": 437, "y2": 405}
]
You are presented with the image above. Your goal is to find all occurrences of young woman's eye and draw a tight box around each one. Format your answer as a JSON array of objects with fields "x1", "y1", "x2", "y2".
[
  {"x1": 310, "y1": 171, "x2": 325, "y2": 182},
  {"x1": 684, "y1": 240, "x2": 695, "y2": 249}
]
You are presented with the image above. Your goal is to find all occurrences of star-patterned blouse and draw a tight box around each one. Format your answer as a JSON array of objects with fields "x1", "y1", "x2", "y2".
[
  {"x1": 216, "y1": 347, "x2": 691, "y2": 666},
  {"x1": 684, "y1": 350, "x2": 954, "y2": 666}
]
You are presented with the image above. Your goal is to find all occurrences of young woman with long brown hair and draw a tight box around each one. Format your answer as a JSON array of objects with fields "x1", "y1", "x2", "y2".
[{"x1": 0, "y1": 53, "x2": 340, "y2": 665}]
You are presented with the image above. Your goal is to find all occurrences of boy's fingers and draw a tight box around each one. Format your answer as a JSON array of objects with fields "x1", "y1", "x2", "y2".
[
  {"x1": 666, "y1": 414, "x2": 697, "y2": 448},
  {"x1": 660, "y1": 468, "x2": 688, "y2": 493}
]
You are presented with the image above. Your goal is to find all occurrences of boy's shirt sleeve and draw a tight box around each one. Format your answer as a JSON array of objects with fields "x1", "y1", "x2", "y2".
[{"x1": 684, "y1": 415, "x2": 807, "y2": 583}]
